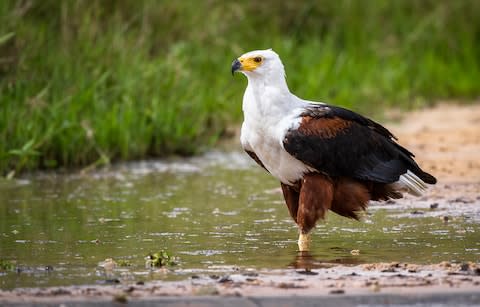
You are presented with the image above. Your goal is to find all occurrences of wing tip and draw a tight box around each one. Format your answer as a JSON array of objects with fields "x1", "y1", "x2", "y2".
[
  {"x1": 420, "y1": 172, "x2": 437, "y2": 185},
  {"x1": 392, "y1": 170, "x2": 436, "y2": 196}
]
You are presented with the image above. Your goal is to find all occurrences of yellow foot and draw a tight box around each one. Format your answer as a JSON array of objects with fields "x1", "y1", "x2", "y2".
[{"x1": 298, "y1": 233, "x2": 311, "y2": 252}]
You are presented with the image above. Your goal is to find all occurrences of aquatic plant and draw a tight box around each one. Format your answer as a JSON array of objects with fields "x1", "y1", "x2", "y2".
[
  {"x1": 0, "y1": 259, "x2": 15, "y2": 271},
  {"x1": 146, "y1": 250, "x2": 177, "y2": 268}
]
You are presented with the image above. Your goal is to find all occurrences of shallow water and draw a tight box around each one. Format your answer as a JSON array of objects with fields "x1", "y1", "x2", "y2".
[{"x1": 1, "y1": 151, "x2": 479, "y2": 289}]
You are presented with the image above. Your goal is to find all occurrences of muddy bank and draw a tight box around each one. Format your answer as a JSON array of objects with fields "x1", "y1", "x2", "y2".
[
  {"x1": 1, "y1": 262, "x2": 480, "y2": 304},
  {"x1": 1, "y1": 103, "x2": 479, "y2": 303},
  {"x1": 389, "y1": 103, "x2": 480, "y2": 183}
]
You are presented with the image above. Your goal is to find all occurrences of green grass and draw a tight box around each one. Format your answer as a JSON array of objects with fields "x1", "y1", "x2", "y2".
[{"x1": 0, "y1": 0, "x2": 479, "y2": 174}]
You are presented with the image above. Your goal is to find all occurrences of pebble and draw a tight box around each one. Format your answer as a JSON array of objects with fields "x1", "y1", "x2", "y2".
[
  {"x1": 218, "y1": 276, "x2": 232, "y2": 283},
  {"x1": 297, "y1": 269, "x2": 318, "y2": 275},
  {"x1": 460, "y1": 263, "x2": 470, "y2": 271}
]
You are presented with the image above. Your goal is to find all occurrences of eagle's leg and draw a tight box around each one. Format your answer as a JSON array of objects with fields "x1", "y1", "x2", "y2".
[
  {"x1": 298, "y1": 232, "x2": 312, "y2": 252},
  {"x1": 296, "y1": 173, "x2": 334, "y2": 252},
  {"x1": 280, "y1": 183, "x2": 309, "y2": 251}
]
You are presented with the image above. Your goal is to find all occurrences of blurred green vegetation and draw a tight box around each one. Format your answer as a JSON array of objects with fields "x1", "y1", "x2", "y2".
[{"x1": 0, "y1": 0, "x2": 479, "y2": 174}]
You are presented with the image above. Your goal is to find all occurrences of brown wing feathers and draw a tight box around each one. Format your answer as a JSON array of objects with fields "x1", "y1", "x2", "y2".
[{"x1": 298, "y1": 116, "x2": 352, "y2": 138}]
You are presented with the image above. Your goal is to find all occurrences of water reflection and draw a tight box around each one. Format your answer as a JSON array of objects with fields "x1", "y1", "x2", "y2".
[{"x1": 289, "y1": 251, "x2": 365, "y2": 272}]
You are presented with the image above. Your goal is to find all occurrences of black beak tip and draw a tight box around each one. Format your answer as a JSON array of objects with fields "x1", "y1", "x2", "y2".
[{"x1": 231, "y1": 59, "x2": 241, "y2": 76}]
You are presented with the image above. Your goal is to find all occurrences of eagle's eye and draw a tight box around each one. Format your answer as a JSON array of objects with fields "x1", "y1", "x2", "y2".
[{"x1": 253, "y1": 56, "x2": 263, "y2": 63}]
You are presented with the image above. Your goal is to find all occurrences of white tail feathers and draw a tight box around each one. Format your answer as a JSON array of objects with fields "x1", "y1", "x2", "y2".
[{"x1": 390, "y1": 170, "x2": 428, "y2": 196}]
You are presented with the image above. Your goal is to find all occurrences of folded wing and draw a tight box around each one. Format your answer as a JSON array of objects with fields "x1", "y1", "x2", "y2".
[{"x1": 283, "y1": 105, "x2": 436, "y2": 184}]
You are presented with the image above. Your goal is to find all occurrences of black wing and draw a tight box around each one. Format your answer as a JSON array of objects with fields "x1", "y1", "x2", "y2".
[{"x1": 283, "y1": 104, "x2": 436, "y2": 184}]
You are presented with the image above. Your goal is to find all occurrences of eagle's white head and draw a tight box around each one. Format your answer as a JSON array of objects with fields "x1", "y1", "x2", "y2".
[{"x1": 231, "y1": 49, "x2": 286, "y2": 83}]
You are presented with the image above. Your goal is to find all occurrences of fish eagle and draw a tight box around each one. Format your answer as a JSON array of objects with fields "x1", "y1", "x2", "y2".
[{"x1": 231, "y1": 49, "x2": 436, "y2": 251}]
